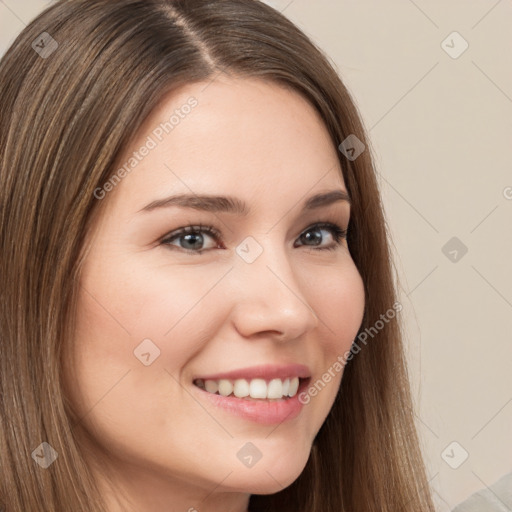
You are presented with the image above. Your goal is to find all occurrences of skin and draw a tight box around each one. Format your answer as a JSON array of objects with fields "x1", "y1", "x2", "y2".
[{"x1": 63, "y1": 75, "x2": 366, "y2": 512}]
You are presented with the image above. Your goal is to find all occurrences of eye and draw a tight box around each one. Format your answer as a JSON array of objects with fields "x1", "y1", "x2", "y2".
[
  {"x1": 161, "y1": 221, "x2": 348, "y2": 255},
  {"x1": 161, "y1": 223, "x2": 222, "y2": 254},
  {"x1": 294, "y1": 222, "x2": 348, "y2": 251}
]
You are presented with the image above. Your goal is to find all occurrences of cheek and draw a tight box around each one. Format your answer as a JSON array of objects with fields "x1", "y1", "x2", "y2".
[
  {"x1": 75, "y1": 252, "x2": 222, "y2": 344},
  {"x1": 67, "y1": 257, "x2": 230, "y2": 403},
  {"x1": 65, "y1": 264, "x2": 211, "y2": 453},
  {"x1": 308, "y1": 259, "x2": 366, "y2": 352},
  {"x1": 286, "y1": 259, "x2": 365, "y2": 418}
]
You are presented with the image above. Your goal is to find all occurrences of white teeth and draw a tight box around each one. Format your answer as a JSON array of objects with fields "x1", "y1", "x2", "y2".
[
  {"x1": 249, "y1": 378, "x2": 267, "y2": 399},
  {"x1": 282, "y1": 378, "x2": 290, "y2": 396},
  {"x1": 233, "y1": 379, "x2": 249, "y2": 398},
  {"x1": 205, "y1": 380, "x2": 218, "y2": 394},
  {"x1": 218, "y1": 379, "x2": 233, "y2": 397},
  {"x1": 288, "y1": 377, "x2": 299, "y2": 397},
  {"x1": 267, "y1": 378, "x2": 283, "y2": 399},
  {"x1": 196, "y1": 376, "x2": 303, "y2": 400}
]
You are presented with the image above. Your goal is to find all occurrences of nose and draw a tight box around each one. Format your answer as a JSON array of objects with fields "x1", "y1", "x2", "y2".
[{"x1": 229, "y1": 241, "x2": 319, "y2": 342}]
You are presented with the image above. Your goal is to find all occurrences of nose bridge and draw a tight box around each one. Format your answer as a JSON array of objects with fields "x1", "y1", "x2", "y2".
[{"x1": 231, "y1": 234, "x2": 319, "y2": 339}]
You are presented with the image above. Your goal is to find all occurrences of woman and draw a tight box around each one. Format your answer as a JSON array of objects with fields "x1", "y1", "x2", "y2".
[{"x1": 0, "y1": 0, "x2": 436, "y2": 510}]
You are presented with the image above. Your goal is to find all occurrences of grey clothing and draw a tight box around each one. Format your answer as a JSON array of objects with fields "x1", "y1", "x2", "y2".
[{"x1": 452, "y1": 472, "x2": 512, "y2": 512}]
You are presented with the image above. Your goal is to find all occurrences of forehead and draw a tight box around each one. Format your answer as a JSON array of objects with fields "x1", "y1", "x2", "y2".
[{"x1": 105, "y1": 76, "x2": 346, "y2": 214}]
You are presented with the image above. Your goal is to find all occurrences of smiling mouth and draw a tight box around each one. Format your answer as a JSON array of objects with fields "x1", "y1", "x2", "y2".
[{"x1": 193, "y1": 376, "x2": 308, "y2": 401}]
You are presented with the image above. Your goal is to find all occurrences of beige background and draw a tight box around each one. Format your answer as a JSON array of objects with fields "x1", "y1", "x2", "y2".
[{"x1": 1, "y1": 0, "x2": 511, "y2": 509}]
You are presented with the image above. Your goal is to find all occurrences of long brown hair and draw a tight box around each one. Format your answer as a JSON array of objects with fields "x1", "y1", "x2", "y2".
[{"x1": 0, "y1": 1, "x2": 435, "y2": 510}]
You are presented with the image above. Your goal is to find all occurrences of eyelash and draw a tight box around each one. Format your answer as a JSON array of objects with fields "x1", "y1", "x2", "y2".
[{"x1": 160, "y1": 221, "x2": 348, "y2": 255}]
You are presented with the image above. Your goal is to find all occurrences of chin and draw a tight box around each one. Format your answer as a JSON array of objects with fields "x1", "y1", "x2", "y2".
[{"x1": 223, "y1": 448, "x2": 310, "y2": 495}]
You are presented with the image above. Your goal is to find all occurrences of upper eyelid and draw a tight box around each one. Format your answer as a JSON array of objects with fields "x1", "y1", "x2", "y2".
[
  {"x1": 161, "y1": 221, "x2": 347, "y2": 246},
  {"x1": 164, "y1": 220, "x2": 346, "y2": 235}
]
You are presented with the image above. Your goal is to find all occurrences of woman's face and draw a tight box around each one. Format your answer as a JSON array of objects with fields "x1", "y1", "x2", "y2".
[{"x1": 65, "y1": 76, "x2": 365, "y2": 510}]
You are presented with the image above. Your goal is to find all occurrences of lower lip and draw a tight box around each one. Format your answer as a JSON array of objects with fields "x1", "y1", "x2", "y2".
[{"x1": 192, "y1": 379, "x2": 309, "y2": 425}]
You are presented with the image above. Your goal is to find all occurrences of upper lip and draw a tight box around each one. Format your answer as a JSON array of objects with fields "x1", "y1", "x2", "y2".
[{"x1": 193, "y1": 364, "x2": 311, "y2": 382}]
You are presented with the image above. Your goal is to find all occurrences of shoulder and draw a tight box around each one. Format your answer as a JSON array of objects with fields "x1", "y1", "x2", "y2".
[{"x1": 452, "y1": 472, "x2": 512, "y2": 512}]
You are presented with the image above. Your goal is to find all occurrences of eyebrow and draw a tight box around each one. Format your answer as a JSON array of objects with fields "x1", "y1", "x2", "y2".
[{"x1": 138, "y1": 189, "x2": 351, "y2": 215}]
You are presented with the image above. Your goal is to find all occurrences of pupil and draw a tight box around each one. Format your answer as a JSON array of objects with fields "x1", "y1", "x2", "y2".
[
  {"x1": 183, "y1": 233, "x2": 203, "y2": 249},
  {"x1": 303, "y1": 229, "x2": 321, "y2": 245}
]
